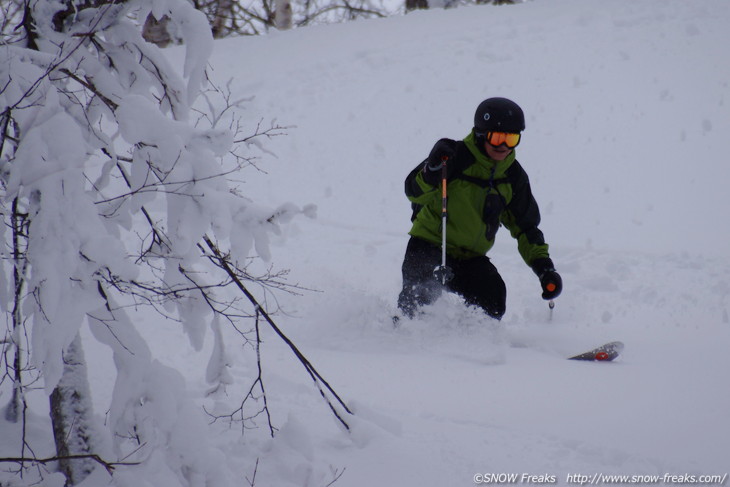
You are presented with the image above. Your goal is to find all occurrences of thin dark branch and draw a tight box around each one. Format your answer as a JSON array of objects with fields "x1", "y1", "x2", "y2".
[
  {"x1": 0, "y1": 454, "x2": 140, "y2": 475},
  {"x1": 202, "y1": 236, "x2": 353, "y2": 430},
  {"x1": 253, "y1": 312, "x2": 274, "y2": 436},
  {"x1": 205, "y1": 311, "x2": 276, "y2": 436},
  {"x1": 325, "y1": 467, "x2": 347, "y2": 487},
  {"x1": 58, "y1": 68, "x2": 118, "y2": 111},
  {"x1": 245, "y1": 458, "x2": 259, "y2": 487},
  {"x1": 233, "y1": 118, "x2": 291, "y2": 144}
]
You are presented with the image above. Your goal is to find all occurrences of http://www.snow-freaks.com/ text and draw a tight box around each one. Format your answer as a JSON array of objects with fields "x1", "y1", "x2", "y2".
[{"x1": 473, "y1": 472, "x2": 728, "y2": 485}]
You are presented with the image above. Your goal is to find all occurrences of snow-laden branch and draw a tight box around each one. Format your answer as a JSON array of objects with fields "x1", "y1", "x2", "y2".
[
  {"x1": 2, "y1": 1, "x2": 349, "y2": 486},
  {"x1": 1, "y1": 0, "x2": 320, "y2": 485}
]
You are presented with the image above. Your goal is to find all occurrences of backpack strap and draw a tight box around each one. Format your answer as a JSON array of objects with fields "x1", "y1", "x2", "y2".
[
  {"x1": 448, "y1": 142, "x2": 511, "y2": 190},
  {"x1": 408, "y1": 141, "x2": 513, "y2": 221},
  {"x1": 456, "y1": 174, "x2": 510, "y2": 189}
]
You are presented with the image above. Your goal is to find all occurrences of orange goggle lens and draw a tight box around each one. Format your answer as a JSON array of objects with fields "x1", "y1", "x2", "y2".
[{"x1": 486, "y1": 131, "x2": 521, "y2": 148}]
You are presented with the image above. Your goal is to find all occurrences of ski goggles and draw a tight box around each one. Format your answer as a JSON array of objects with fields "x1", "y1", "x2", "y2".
[{"x1": 485, "y1": 131, "x2": 521, "y2": 148}]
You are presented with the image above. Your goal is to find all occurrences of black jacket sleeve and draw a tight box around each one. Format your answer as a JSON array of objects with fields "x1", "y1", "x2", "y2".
[{"x1": 502, "y1": 160, "x2": 549, "y2": 264}]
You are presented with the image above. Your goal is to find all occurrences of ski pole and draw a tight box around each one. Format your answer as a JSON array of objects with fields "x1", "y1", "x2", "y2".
[
  {"x1": 547, "y1": 284, "x2": 557, "y2": 308},
  {"x1": 440, "y1": 157, "x2": 447, "y2": 274},
  {"x1": 547, "y1": 282, "x2": 556, "y2": 320},
  {"x1": 433, "y1": 155, "x2": 453, "y2": 285}
]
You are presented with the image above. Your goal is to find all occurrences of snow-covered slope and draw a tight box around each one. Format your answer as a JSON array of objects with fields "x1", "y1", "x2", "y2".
[
  {"x1": 191, "y1": 1, "x2": 730, "y2": 484},
  {"x1": 9, "y1": 0, "x2": 730, "y2": 485}
]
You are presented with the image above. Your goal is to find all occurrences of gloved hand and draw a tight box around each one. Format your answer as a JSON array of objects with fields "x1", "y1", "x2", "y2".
[
  {"x1": 422, "y1": 139, "x2": 457, "y2": 186},
  {"x1": 531, "y1": 257, "x2": 563, "y2": 300}
]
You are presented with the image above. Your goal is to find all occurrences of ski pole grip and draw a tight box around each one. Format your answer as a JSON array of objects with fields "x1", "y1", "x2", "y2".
[{"x1": 546, "y1": 282, "x2": 557, "y2": 292}]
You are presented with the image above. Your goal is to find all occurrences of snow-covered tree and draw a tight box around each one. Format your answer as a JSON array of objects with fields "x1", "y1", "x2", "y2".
[
  {"x1": 0, "y1": 0, "x2": 322, "y2": 485},
  {"x1": 191, "y1": 0, "x2": 391, "y2": 36},
  {"x1": 407, "y1": 0, "x2": 517, "y2": 12}
]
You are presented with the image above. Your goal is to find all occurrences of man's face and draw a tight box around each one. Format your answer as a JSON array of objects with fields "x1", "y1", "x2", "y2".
[{"x1": 484, "y1": 142, "x2": 513, "y2": 161}]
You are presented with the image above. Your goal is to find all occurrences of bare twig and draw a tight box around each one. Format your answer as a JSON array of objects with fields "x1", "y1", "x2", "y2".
[
  {"x1": 245, "y1": 458, "x2": 260, "y2": 487},
  {"x1": 324, "y1": 467, "x2": 347, "y2": 487},
  {"x1": 205, "y1": 310, "x2": 276, "y2": 437},
  {"x1": 202, "y1": 236, "x2": 353, "y2": 430},
  {"x1": 0, "y1": 454, "x2": 140, "y2": 475}
]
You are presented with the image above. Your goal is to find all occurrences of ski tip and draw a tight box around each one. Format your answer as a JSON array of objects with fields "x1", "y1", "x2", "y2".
[{"x1": 569, "y1": 341, "x2": 624, "y2": 362}]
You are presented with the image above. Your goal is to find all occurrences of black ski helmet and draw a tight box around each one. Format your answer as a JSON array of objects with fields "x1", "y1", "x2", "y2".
[{"x1": 473, "y1": 97, "x2": 525, "y2": 133}]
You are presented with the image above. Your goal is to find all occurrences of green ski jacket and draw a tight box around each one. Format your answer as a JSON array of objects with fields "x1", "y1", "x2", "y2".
[{"x1": 405, "y1": 132, "x2": 550, "y2": 265}]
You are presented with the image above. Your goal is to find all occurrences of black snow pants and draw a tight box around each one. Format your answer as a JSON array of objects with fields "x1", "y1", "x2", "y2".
[{"x1": 397, "y1": 237, "x2": 506, "y2": 320}]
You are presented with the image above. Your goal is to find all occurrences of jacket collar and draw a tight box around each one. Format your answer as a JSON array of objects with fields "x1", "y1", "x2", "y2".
[{"x1": 463, "y1": 131, "x2": 516, "y2": 178}]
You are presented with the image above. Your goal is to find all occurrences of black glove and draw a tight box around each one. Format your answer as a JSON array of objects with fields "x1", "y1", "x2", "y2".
[
  {"x1": 422, "y1": 139, "x2": 457, "y2": 186},
  {"x1": 531, "y1": 257, "x2": 563, "y2": 300}
]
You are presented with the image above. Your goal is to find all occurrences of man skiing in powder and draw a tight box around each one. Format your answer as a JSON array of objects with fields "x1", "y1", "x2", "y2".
[{"x1": 397, "y1": 97, "x2": 562, "y2": 320}]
